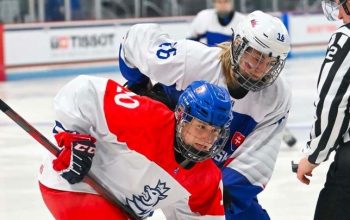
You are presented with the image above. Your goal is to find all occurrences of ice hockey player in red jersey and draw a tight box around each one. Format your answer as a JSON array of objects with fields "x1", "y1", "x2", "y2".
[
  {"x1": 119, "y1": 10, "x2": 291, "y2": 220},
  {"x1": 38, "y1": 75, "x2": 233, "y2": 220}
]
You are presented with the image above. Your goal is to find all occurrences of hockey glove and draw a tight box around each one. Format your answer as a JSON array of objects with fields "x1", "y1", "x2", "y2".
[
  {"x1": 223, "y1": 186, "x2": 233, "y2": 210},
  {"x1": 52, "y1": 132, "x2": 96, "y2": 184},
  {"x1": 146, "y1": 83, "x2": 177, "y2": 110},
  {"x1": 124, "y1": 78, "x2": 153, "y2": 96}
]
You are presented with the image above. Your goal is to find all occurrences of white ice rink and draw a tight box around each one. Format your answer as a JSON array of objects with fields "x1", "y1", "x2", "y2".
[{"x1": 0, "y1": 57, "x2": 333, "y2": 220}]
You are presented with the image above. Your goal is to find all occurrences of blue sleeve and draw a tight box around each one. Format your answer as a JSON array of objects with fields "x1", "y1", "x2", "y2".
[
  {"x1": 118, "y1": 44, "x2": 149, "y2": 87},
  {"x1": 222, "y1": 167, "x2": 263, "y2": 215},
  {"x1": 161, "y1": 84, "x2": 182, "y2": 102}
]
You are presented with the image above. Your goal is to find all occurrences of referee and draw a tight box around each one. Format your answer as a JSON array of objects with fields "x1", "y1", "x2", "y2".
[{"x1": 296, "y1": 0, "x2": 350, "y2": 219}]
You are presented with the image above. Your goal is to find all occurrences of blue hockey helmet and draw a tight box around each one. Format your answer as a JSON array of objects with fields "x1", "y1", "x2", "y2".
[{"x1": 175, "y1": 80, "x2": 233, "y2": 162}]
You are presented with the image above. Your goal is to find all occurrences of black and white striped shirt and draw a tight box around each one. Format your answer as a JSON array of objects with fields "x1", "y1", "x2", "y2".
[{"x1": 303, "y1": 23, "x2": 350, "y2": 164}]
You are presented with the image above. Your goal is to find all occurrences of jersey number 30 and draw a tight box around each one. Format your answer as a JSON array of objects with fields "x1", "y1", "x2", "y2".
[{"x1": 114, "y1": 85, "x2": 140, "y2": 109}]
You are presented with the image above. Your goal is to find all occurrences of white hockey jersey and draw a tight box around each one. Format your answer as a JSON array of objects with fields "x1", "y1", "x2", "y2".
[
  {"x1": 188, "y1": 9, "x2": 246, "y2": 46},
  {"x1": 38, "y1": 75, "x2": 225, "y2": 220},
  {"x1": 119, "y1": 23, "x2": 292, "y2": 210}
]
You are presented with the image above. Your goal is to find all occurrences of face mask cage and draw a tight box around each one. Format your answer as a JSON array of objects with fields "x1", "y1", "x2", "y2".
[
  {"x1": 174, "y1": 107, "x2": 230, "y2": 162},
  {"x1": 230, "y1": 36, "x2": 286, "y2": 92},
  {"x1": 322, "y1": 0, "x2": 350, "y2": 21},
  {"x1": 322, "y1": 0, "x2": 347, "y2": 21}
]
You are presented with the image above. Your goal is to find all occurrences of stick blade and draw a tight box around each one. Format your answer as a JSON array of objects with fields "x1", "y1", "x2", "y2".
[{"x1": 0, "y1": 98, "x2": 10, "y2": 112}]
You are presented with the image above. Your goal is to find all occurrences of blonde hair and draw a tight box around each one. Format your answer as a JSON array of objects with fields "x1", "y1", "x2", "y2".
[{"x1": 218, "y1": 42, "x2": 235, "y2": 87}]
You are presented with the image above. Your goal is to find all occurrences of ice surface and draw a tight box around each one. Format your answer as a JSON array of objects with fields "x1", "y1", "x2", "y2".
[{"x1": 0, "y1": 57, "x2": 333, "y2": 219}]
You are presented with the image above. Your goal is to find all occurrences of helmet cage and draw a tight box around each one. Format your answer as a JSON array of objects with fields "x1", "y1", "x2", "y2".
[
  {"x1": 230, "y1": 35, "x2": 286, "y2": 92},
  {"x1": 175, "y1": 107, "x2": 230, "y2": 162},
  {"x1": 322, "y1": 0, "x2": 349, "y2": 21}
]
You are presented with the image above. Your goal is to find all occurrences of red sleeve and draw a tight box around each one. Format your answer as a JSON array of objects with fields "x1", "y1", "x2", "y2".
[{"x1": 103, "y1": 79, "x2": 174, "y2": 152}]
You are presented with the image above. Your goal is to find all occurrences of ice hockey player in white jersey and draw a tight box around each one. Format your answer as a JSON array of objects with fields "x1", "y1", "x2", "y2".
[
  {"x1": 190, "y1": 1, "x2": 296, "y2": 148},
  {"x1": 188, "y1": 0, "x2": 245, "y2": 46},
  {"x1": 38, "y1": 76, "x2": 233, "y2": 220},
  {"x1": 119, "y1": 10, "x2": 291, "y2": 220}
]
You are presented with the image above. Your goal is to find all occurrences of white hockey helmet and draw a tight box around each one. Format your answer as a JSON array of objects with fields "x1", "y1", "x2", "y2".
[{"x1": 230, "y1": 10, "x2": 291, "y2": 92}]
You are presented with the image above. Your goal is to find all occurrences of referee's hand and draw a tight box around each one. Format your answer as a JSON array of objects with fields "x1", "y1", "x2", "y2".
[{"x1": 296, "y1": 157, "x2": 318, "y2": 185}]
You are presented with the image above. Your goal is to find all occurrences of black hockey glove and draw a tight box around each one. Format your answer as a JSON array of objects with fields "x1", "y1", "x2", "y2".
[
  {"x1": 124, "y1": 78, "x2": 153, "y2": 96},
  {"x1": 52, "y1": 132, "x2": 96, "y2": 184},
  {"x1": 145, "y1": 83, "x2": 177, "y2": 110},
  {"x1": 223, "y1": 186, "x2": 233, "y2": 210},
  {"x1": 125, "y1": 80, "x2": 176, "y2": 110}
]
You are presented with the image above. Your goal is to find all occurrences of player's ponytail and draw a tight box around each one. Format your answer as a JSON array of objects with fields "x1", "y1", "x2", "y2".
[{"x1": 218, "y1": 42, "x2": 235, "y2": 87}]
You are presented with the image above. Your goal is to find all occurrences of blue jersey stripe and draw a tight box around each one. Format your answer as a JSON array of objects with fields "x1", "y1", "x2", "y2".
[
  {"x1": 222, "y1": 167, "x2": 263, "y2": 216},
  {"x1": 206, "y1": 32, "x2": 232, "y2": 46},
  {"x1": 119, "y1": 45, "x2": 149, "y2": 86}
]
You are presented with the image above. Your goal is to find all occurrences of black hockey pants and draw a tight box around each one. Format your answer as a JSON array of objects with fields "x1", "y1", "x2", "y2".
[{"x1": 314, "y1": 141, "x2": 350, "y2": 220}]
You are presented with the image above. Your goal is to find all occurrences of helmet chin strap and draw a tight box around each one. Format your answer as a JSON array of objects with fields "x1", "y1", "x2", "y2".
[
  {"x1": 179, "y1": 158, "x2": 193, "y2": 169},
  {"x1": 173, "y1": 145, "x2": 195, "y2": 169}
]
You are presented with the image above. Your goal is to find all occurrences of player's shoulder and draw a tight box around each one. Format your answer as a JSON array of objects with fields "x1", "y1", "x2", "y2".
[
  {"x1": 182, "y1": 39, "x2": 221, "y2": 58},
  {"x1": 179, "y1": 39, "x2": 222, "y2": 65},
  {"x1": 196, "y1": 9, "x2": 216, "y2": 18},
  {"x1": 234, "y1": 11, "x2": 246, "y2": 18},
  {"x1": 328, "y1": 24, "x2": 350, "y2": 46},
  {"x1": 130, "y1": 23, "x2": 160, "y2": 31},
  {"x1": 268, "y1": 76, "x2": 291, "y2": 97},
  {"x1": 69, "y1": 74, "x2": 107, "y2": 85},
  {"x1": 127, "y1": 23, "x2": 166, "y2": 41},
  {"x1": 180, "y1": 41, "x2": 223, "y2": 78},
  {"x1": 242, "y1": 76, "x2": 291, "y2": 114},
  {"x1": 336, "y1": 23, "x2": 350, "y2": 37},
  {"x1": 62, "y1": 75, "x2": 108, "y2": 97},
  {"x1": 262, "y1": 77, "x2": 292, "y2": 107}
]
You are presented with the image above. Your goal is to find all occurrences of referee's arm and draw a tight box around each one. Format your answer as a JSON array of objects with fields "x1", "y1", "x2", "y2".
[{"x1": 304, "y1": 29, "x2": 350, "y2": 165}]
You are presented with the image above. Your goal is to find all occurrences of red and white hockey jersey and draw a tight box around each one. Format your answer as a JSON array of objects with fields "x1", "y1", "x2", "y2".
[{"x1": 38, "y1": 75, "x2": 224, "y2": 220}]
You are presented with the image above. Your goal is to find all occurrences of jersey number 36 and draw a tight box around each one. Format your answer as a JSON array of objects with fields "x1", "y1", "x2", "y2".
[{"x1": 156, "y1": 42, "x2": 177, "y2": 59}]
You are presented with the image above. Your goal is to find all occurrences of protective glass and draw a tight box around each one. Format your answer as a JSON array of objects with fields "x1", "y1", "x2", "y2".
[
  {"x1": 322, "y1": 0, "x2": 346, "y2": 21},
  {"x1": 231, "y1": 36, "x2": 285, "y2": 92},
  {"x1": 175, "y1": 109, "x2": 229, "y2": 162}
]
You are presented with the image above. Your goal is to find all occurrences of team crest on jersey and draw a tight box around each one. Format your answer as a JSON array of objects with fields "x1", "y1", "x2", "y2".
[
  {"x1": 126, "y1": 180, "x2": 170, "y2": 218},
  {"x1": 231, "y1": 131, "x2": 245, "y2": 149}
]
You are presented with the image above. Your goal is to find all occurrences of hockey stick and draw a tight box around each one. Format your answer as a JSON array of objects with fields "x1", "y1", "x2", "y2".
[
  {"x1": 0, "y1": 98, "x2": 140, "y2": 220},
  {"x1": 291, "y1": 161, "x2": 299, "y2": 173}
]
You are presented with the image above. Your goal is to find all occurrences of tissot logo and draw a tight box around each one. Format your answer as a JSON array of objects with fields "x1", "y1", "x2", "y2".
[
  {"x1": 50, "y1": 33, "x2": 115, "y2": 50},
  {"x1": 51, "y1": 36, "x2": 70, "y2": 49}
]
